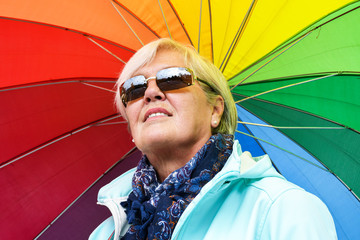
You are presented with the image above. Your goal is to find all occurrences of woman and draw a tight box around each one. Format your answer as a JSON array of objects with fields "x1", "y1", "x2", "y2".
[{"x1": 90, "y1": 39, "x2": 337, "y2": 240}]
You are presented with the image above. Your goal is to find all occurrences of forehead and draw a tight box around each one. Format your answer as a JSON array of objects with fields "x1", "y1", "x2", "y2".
[{"x1": 132, "y1": 49, "x2": 186, "y2": 77}]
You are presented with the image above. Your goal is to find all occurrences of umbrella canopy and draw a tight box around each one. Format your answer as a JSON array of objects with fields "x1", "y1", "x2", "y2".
[{"x1": 1, "y1": 0, "x2": 359, "y2": 239}]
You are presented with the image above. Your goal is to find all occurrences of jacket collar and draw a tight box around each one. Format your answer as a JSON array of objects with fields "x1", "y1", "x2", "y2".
[
  {"x1": 97, "y1": 140, "x2": 282, "y2": 203},
  {"x1": 215, "y1": 140, "x2": 281, "y2": 179},
  {"x1": 97, "y1": 168, "x2": 135, "y2": 203}
]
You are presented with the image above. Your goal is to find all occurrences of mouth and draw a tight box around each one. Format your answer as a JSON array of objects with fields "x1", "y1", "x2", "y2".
[{"x1": 144, "y1": 108, "x2": 172, "y2": 122}]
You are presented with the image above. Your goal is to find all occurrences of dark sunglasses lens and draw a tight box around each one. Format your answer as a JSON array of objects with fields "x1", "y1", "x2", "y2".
[
  {"x1": 121, "y1": 75, "x2": 147, "y2": 102},
  {"x1": 156, "y1": 68, "x2": 193, "y2": 91},
  {"x1": 121, "y1": 68, "x2": 194, "y2": 106}
]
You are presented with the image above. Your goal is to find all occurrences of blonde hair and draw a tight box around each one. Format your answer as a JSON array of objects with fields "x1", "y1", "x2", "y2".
[{"x1": 115, "y1": 38, "x2": 237, "y2": 135}]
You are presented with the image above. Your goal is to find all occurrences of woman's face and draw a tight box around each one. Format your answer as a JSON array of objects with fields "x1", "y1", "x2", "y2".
[{"x1": 120, "y1": 49, "x2": 220, "y2": 156}]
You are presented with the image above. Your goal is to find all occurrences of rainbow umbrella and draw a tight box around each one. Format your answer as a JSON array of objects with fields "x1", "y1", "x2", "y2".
[{"x1": 1, "y1": 0, "x2": 359, "y2": 239}]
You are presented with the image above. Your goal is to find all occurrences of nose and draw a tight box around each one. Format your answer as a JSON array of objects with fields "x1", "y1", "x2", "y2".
[{"x1": 143, "y1": 78, "x2": 166, "y2": 104}]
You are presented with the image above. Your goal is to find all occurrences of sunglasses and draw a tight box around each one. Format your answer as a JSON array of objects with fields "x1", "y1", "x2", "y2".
[{"x1": 120, "y1": 67, "x2": 207, "y2": 107}]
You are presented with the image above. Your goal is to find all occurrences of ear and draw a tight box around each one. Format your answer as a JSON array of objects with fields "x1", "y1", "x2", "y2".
[{"x1": 211, "y1": 95, "x2": 224, "y2": 128}]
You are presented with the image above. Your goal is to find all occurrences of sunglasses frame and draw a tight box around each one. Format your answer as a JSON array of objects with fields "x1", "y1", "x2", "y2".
[{"x1": 120, "y1": 67, "x2": 198, "y2": 107}]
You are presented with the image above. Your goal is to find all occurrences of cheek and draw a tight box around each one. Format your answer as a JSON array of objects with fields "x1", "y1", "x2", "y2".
[
  {"x1": 124, "y1": 106, "x2": 140, "y2": 130},
  {"x1": 189, "y1": 92, "x2": 212, "y2": 114},
  {"x1": 176, "y1": 95, "x2": 211, "y2": 123}
]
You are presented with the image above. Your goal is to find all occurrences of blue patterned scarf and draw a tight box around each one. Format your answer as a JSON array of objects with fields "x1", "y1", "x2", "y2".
[{"x1": 120, "y1": 133, "x2": 233, "y2": 240}]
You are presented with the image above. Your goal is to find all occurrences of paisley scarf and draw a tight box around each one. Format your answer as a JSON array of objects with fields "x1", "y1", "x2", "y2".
[{"x1": 121, "y1": 133, "x2": 233, "y2": 240}]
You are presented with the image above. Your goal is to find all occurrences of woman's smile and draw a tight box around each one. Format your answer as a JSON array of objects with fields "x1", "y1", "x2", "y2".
[{"x1": 144, "y1": 107, "x2": 172, "y2": 122}]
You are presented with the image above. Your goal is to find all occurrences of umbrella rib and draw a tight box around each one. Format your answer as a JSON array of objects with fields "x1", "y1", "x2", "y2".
[
  {"x1": 231, "y1": 71, "x2": 359, "y2": 84},
  {"x1": 227, "y1": 4, "x2": 360, "y2": 84},
  {"x1": 166, "y1": 0, "x2": 193, "y2": 45},
  {"x1": 0, "y1": 115, "x2": 125, "y2": 169},
  {"x1": 33, "y1": 146, "x2": 138, "y2": 240},
  {"x1": 237, "y1": 117, "x2": 269, "y2": 159},
  {"x1": 229, "y1": 31, "x2": 312, "y2": 90},
  {"x1": 208, "y1": 0, "x2": 214, "y2": 63},
  {"x1": 237, "y1": 106, "x2": 360, "y2": 201},
  {"x1": 233, "y1": 92, "x2": 360, "y2": 134},
  {"x1": 110, "y1": 1, "x2": 161, "y2": 38},
  {"x1": 94, "y1": 121, "x2": 128, "y2": 126},
  {"x1": 87, "y1": 37, "x2": 127, "y2": 64},
  {"x1": 237, "y1": 116, "x2": 282, "y2": 172},
  {"x1": 0, "y1": 78, "x2": 117, "y2": 92},
  {"x1": 81, "y1": 82, "x2": 116, "y2": 93},
  {"x1": 227, "y1": 31, "x2": 309, "y2": 85},
  {"x1": 219, "y1": 0, "x2": 257, "y2": 72},
  {"x1": 158, "y1": 0, "x2": 172, "y2": 39},
  {"x1": 238, "y1": 121, "x2": 345, "y2": 130},
  {"x1": 109, "y1": 0, "x2": 144, "y2": 46},
  {"x1": 0, "y1": 16, "x2": 136, "y2": 54},
  {"x1": 235, "y1": 130, "x2": 330, "y2": 172},
  {"x1": 234, "y1": 73, "x2": 338, "y2": 104},
  {"x1": 197, "y1": 0, "x2": 203, "y2": 52}
]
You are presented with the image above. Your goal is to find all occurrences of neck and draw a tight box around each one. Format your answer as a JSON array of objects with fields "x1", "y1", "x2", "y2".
[{"x1": 143, "y1": 136, "x2": 211, "y2": 182}]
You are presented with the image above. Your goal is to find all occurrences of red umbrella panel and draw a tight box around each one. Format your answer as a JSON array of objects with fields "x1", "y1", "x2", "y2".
[{"x1": 0, "y1": 15, "x2": 136, "y2": 240}]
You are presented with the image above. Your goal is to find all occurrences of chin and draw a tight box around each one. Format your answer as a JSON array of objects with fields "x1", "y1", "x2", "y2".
[{"x1": 137, "y1": 131, "x2": 173, "y2": 149}]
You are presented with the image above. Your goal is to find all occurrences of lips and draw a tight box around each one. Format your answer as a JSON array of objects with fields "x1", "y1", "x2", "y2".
[{"x1": 144, "y1": 107, "x2": 172, "y2": 121}]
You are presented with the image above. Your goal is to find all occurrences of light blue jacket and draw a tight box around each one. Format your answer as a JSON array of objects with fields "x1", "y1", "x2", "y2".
[{"x1": 90, "y1": 140, "x2": 337, "y2": 240}]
